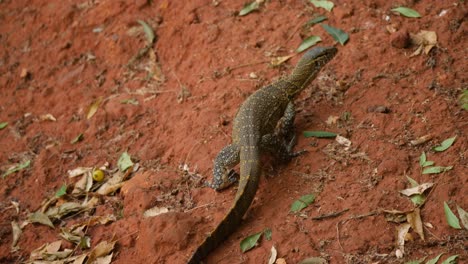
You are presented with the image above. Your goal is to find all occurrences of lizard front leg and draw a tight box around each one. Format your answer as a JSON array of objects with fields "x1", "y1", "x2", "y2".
[{"x1": 205, "y1": 143, "x2": 240, "y2": 190}]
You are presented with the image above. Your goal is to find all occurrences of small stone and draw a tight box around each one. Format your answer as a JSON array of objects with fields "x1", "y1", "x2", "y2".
[
  {"x1": 20, "y1": 68, "x2": 29, "y2": 78},
  {"x1": 391, "y1": 30, "x2": 411, "y2": 49},
  {"x1": 368, "y1": 105, "x2": 391, "y2": 113}
]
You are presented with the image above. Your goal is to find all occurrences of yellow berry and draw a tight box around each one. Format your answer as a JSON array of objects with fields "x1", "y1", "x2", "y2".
[{"x1": 92, "y1": 169, "x2": 104, "y2": 182}]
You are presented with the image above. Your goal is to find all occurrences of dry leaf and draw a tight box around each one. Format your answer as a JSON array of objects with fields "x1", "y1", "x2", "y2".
[
  {"x1": 72, "y1": 171, "x2": 93, "y2": 194},
  {"x1": 424, "y1": 222, "x2": 434, "y2": 229},
  {"x1": 409, "y1": 30, "x2": 437, "y2": 57},
  {"x1": 87, "y1": 241, "x2": 116, "y2": 263},
  {"x1": 39, "y1": 114, "x2": 57, "y2": 122},
  {"x1": 72, "y1": 254, "x2": 87, "y2": 264},
  {"x1": 68, "y1": 167, "x2": 93, "y2": 178},
  {"x1": 11, "y1": 201, "x2": 20, "y2": 214},
  {"x1": 29, "y1": 211, "x2": 54, "y2": 228},
  {"x1": 456, "y1": 205, "x2": 468, "y2": 230},
  {"x1": 410, "y1": 134, "x2": 432, "y2": 145},
  {"x1": 143, "y1": 206, "x2": 170, "y2": 217},
  {"x1": 325, "y1": 115, "x2": 339, "y2": 125},
  {"x1": 30, "y1": 240, "x2": 62, "y2": 260},
  {"x1": 46, "y1": 202, "x2": 86, "y2": 220},
  {"x1": 11, "y1": 221, "x2": 22, "y2": 252},
  {"x1": 335, "y1": 135, "x2": 351, "y2": 149},
  {"x1": 400, "y1": 182, "x2": 433, "y2": 196},
  {"x1": 87, "y1": 214, "x2": 117, "y2": 226},
  {"x1": 83, "y1": 196, "x2": 100, "y2": 209},
  {"x1": 270, "y1": 54, "x2": 294, "y2": 66},
  {"x1": 87, "y1": 97, "x2": 102, "y2": 119},
  {"x1": 406, "y1": 208, "x2": 424, "y2": 240},
  {"x1": 268, "y1": 246, "x2": 277, "y2": 264},
  {"x1": 395, "y1": 223, "x2": 411, "y2": 258},
  {"x1": 97, "y1": 170, "x2": 125, "y2": 195},
  {"x1": 95, "y1": 252, "x2": 113, "y2": 264}
]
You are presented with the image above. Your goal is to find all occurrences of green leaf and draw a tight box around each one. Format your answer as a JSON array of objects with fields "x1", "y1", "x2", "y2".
[
  {"x1": 444, "y1": 202, "x2": 461, "y2": 229},
  {"x1": 290, "y1": 194, "x2": 315, "y2": 213},
  {"x1": 391, "y1": 7, "x2": 421, "y2": 18},
  {"x1": 118, "y1": 152, "x2": 134, "y2": 172},
  {"x1": 406, "y1": 176, "x2": 418, "y2": 187},
  {"x1": 0, "y1": 122, "x2": 8, "y2": 129},
  {"x1": 310, "y1": 0, "x2": 334, "y2": 12},
  {"x1": 296, "y1": 36, "x2": 322, "y2": 53},
  {"x1": 303, "y1": 131, "x2": 337, "y2": 138},
  {"x1": 263, "y1": 228, "x2": 272, "y2": 241},
  {"x1": 70, "y1": 133, "x2": 84, "y2": 144},
  {"x1": 418, "y1": 152, "x2": 435, "y2": 167},
  {"x1": 239, "y1": 1, "x2": 260, "y2": 16},
  {"x1": 456, "y1": 205, "x2": 468, "y2": 230},
  {"x1": 433, "y1": 136, "x2": 456, "y2": 152},
  {"x1": 306, "y1": 15, "x2": 327, "y2": 26},
  {"x1": 404, "y1": 258, "x2": 425, "y2": 264},
  {"x1": 422, "y1": 166, "x2": 453, "y2": 174},
  {"x1": 55, "y1": 184, "x2": 68, "y2": 198},
  {"x1": 240, "y1": 232, "x2": 262, "y2": 253},
  {"x1": 419, "y1": 152, "x2": 426, "y2": 167},
  {"x1": 459, "y1": 90, "x2": 468, "y2": 110},
  {"x1": 422, "y1": 161, "x2": 435, "y2": 167},
  {"x1": 2, "y1": 160, "x2": 31, "y2": 178},
  {"x1": 321, "y1": 24, "x2": 349, "y2": 45},
  {"x1": 426, "y1": 253, "x2": 444, "y2": 264},
  {"x1": 137, "y1": 20, "x2": 155, "y2": 44},
  {"x1": 441, "y1": 255, "x2": 458, "y2": 264}
]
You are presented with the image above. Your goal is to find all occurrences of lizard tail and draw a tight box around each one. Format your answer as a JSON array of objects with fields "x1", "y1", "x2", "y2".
[{"x1": 187, "y1": 146, "x2": 260, "y2": 264}]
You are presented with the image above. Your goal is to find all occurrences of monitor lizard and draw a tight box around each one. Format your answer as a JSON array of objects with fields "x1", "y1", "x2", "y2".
[{"x1": 187, "y1": 46, "x2": 338, "y2": 263}]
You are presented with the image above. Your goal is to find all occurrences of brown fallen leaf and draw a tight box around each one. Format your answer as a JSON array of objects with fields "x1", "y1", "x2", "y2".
[
  {"x1": 87, "y1": 240, "x2": 116, "y2": 264},
  {"x1": 409, "y1": 30, "x2": 437, "y2": 57},
  {"x1": 270, "y1": 54, "x2": 295, "y2": 66},
  {"x1": 29, "y1": 211, "x2": 54, "y2": 228},
  {"x1": 457, "y1": 205, "x2": 468, "y2": 230},
  {"x1": 395, "y1": 223, "x2": 411, "y2": 258},
  {"x1": 407, "y1": 208, "x2": 425, "y2": 241},
  {"x1": 11, "y1": 221, "x2": 22, "y2": 252},
  {"x1": 30, "y1": 240, "x2": 62, "y2": 260},
  {"x1": 400, "y1": 182, "x2": 434, "y2": 196},
  {"x1": 87, "y1": 97, "x2": 102, "y2": 120}
]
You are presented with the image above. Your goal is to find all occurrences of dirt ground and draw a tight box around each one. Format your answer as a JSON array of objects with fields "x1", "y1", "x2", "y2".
[{"x1": 0, "y1": 0, "x2": 466, "y2": 263}]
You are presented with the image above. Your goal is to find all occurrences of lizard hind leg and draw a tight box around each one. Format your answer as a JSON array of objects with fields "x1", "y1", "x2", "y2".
[{"x1": 205, "y1": 143, "x2": 240, "y2": 191}]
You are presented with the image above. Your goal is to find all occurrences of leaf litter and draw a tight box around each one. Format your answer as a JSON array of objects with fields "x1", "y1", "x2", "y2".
[{"x1": 14, "y1": 153, "x2": 136, "y2": 263}]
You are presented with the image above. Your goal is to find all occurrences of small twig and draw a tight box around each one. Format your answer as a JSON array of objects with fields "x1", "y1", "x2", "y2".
[
  {"x1": 312, "y1": 208, "x2": 349, "y2": 220},
  {"x1": 348, "y1": 211, "x2": 379, "y2": 220},
  {"x1": 336, "y1": 211, "x2": 379, "y2": 251},
  {"x1": 336, "y1": 221, "x2": 344, "y2": 251},
  {"x1": 184, "y1": 202, "x2": 213, "y2": 213}
]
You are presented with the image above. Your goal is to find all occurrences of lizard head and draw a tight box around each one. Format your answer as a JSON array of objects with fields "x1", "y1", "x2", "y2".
[{"x1": 286, "y1": 46, "x2": 338, "y2": 97}]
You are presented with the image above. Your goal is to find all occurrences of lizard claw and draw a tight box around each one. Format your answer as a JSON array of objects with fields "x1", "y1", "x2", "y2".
[{"x1": 204, "y1": 169, "x2": 239, "y2": 191}]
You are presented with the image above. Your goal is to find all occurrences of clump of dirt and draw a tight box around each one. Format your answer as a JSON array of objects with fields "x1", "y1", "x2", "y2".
[{"x1": 0, "y1": 1, "x2": 466, "y2": 264}]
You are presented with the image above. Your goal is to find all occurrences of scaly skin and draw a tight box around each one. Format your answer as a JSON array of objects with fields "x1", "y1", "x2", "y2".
[{"x1": 187, "y1": 46, "x2": 338, "y2": 264}]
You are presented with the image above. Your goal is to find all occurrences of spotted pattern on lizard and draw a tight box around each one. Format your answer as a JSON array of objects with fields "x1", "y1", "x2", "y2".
[{"x1": 187, "y1": 46, "x2": 338, "y2": 264}]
